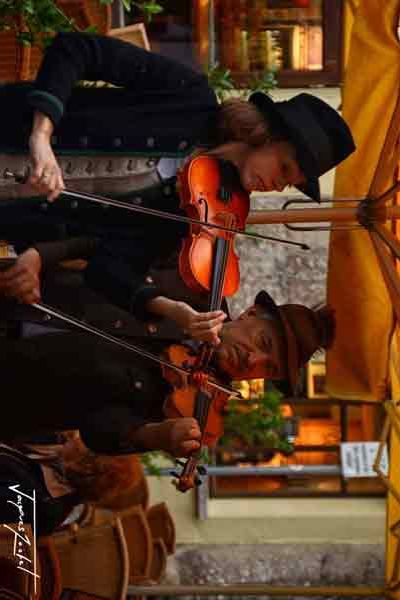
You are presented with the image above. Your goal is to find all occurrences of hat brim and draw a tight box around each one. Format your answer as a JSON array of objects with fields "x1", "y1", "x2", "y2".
[
  {"x1": 254, "y1": 291, "x2": 299, "y2": 395},
  {"x1": 249, "y1": 92, "x2": 321, "y2": 202},
  {"x1": 296, "y1": 176, "x2": 320, "y2": 202}
]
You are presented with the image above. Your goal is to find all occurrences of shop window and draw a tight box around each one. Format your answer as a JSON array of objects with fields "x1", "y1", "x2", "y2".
[
  {"x1": 214, "y1": 0, "x2": 343, "y2": 87},
  {"x1": 128, "y1": 1, "x2": 342, "y2": 86},
  {"x1": 210, "y1": 362, "x2": 386, "y2": 498}
]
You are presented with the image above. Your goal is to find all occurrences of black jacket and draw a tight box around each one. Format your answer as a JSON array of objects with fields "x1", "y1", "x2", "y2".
[
  {"x1": 0, "y1": 330, "x2": 169, "y2": 455},
  {"x1": 0, "y1": 235, "x2": 228, "y2": 455},
  {"x1": 0, "y1": 32, "x2": 219, "y2": 156}
]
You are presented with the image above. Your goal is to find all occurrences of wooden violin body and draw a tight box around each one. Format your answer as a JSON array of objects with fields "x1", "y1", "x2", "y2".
[
  {"x1": 162, "y1": 344, "x2": 228, "y2": 448},
  {"x1": 178, "y1": 155, "x2": 250, "y2": 297}
]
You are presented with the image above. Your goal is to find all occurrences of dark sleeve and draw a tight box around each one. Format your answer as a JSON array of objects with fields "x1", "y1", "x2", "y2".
[
  {"x1": 84, "y1": 250, "x2": 163, "y2": 321},
  {"x1": 83, "y1": 220, "x2": 185, "y2": 320},
  {"x1": 79, "y1": 404, "x2": 162, "y2": 455},
  {"x1": 27, "y1": 32, "x2": 210, "y2": 127},
  {"x1": 79, "y1": 404, "x2": 145, "y2": 455},
  {"x1": 33, "y1": 236, "x2": 100, "y2": 269}
]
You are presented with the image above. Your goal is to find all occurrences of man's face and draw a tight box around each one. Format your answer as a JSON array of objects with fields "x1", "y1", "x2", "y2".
[{"x1": 215, "y1": 304, "x2": 287, "y2": 380}]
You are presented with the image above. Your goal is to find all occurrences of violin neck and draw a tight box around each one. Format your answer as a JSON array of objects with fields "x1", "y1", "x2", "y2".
[
  {"x1": 210, "y1": 236, "x2": 230, "y2": 311},
  {"x1": 194, "y1": 389, "x2": 212, "y2": 434}
]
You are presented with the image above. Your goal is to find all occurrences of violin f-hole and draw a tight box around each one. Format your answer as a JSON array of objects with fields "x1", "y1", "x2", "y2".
[{"x1": 198, "y1": 197, "x2": 209, "y2": 223}]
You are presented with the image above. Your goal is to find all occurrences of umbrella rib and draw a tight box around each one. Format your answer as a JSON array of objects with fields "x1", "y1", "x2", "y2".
[
  {"x1": 373, "y1": 223, "x2": 400, "y2": 261},
  {"x1": 373, "y1": 179, "x2": 400, "y2": 207},
  {"x1": 370, "y1": 230, "x2": 400, "y2": 323}
]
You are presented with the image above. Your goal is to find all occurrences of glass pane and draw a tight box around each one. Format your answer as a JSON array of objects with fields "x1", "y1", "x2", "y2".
[{"x1": 216, "y1": 0, "x2": 324, "y2": 74}]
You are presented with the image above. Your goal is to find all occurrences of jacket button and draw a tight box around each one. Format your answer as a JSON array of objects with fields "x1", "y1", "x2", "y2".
[
  {"x1": 163, "y1": 185, "x2": 172, "y2": 196},
  {"x1": 113, "y1": 137, "x2": 123, "y2": 148},
  {"x1": 133, "y1": 380, "x2": 143, "y2": 390},
  {"x1": 40, "y1": 202, "x2": 48, "y2": 211},
  {"x1": 145, "y1": 276, "x2": 154, "y2": 284},
  {"x1": 147, "y1": 323, "x2": 158, "y2": 334},
  {"x1": 113, "y1": 320, "x2": 124, "y2": 329},
  {"x1": 133, "y1": 196, "x2": 142, "y2": 205},
  {"x1": 70, "y1": 200, "x2": 79, "y2": 209},
  {"x1": 178, "y1": 140, "x2": 188, "y2": 150},
  {"x1": 146, "y1": 137, "x2": 155, "y2": 148},
  {"x1": 79, "y1": 136, "x2": 89, "y2": 148}
]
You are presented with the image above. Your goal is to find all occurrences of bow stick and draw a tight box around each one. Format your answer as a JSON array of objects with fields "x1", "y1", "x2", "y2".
[
  {"x1": 3, "y1": 169, "x2": 309, "y2": 250},
  {"x1": 31, "y1": 301, "x2": 237, "y2": 398}
]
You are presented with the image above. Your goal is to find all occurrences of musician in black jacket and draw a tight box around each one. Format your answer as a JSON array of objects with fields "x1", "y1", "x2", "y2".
[
  {"x1": 0, "y1": 236, "x2": 334, "y2": 457},
  {"x1": 0, "y1": 32, "x2": 355, "y2": 316}
]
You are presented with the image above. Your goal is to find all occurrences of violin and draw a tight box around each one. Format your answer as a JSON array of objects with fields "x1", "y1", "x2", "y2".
[
  {"x1": 177, "y1": 155, "x2": 250, "y2": 301},
  {"x1": 162, "y1": 156, "x2": 250, "y2": 492},
  {"x1": 162, "y1": 344, "x2": 228, "y2": 446},
  {"x1": 161, "y1": 344, "x2": 232, "y2": 492}
]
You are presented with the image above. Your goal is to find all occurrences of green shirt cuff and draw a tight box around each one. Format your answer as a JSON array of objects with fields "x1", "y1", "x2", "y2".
[{"x1": 27, "y1": 90, "x2": 64, "y2": 126}]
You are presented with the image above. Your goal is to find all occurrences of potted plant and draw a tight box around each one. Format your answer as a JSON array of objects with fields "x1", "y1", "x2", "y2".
[
  {"x1": 0, "y1": 0, "x2": 163, "y2": 81},
  {"x1": 217, "y1": 383, "x2": 294, "y2": 463}
]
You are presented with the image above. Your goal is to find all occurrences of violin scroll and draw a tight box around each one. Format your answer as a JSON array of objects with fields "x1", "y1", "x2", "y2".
[{"x1": 171, "y1": 458, "x2": 207, "y2": 492}]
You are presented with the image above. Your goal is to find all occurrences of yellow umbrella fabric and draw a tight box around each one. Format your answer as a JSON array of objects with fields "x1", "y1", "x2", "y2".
[{"x1": 326, "y1": 0, "x2": 400, "y2": 402}]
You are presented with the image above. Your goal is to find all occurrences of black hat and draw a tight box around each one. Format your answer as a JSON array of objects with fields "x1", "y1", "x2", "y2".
[
  {"x1": 249, "y1": 92, "x2": 356, "y2": 201},
  {"x1": 255, "y1": 290, "x2": 335, "y2": 395}
]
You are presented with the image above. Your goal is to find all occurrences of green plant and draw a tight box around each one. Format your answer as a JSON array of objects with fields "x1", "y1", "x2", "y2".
[
  {"x1": 0, "y1": 0, "x2": 164, "y2": 48},
  {"x1": 205, "y1": 63, "x2": 236, "y2": 102},
  {"x1": 0, "y1": 0, "x2": 75, "y2": 46},
  {"x1": 220, "y1": 383, "x2": 293, "y2": 454},
  {"x1": 140, "y1": 450, "x2": 168, "y2": 476},
  {"x1": 247, "y1": 66, "x2": 278, "y2": 95},
  {"x1": 206, "y1": 61, "x2": 278, "y2": 103},
  {"x1": 115, "y1": 0, "x2": 163, "y2": 21}
]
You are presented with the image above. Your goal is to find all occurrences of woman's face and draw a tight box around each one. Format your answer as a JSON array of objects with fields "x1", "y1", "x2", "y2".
[{"x1": 239, "y1": 140, "x2": 306, "y2": 193}]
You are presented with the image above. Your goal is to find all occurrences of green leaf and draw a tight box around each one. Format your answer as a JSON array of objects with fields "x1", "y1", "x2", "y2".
[{"x1": 121, "y1": 0, "x2": 133, "y2": 12}]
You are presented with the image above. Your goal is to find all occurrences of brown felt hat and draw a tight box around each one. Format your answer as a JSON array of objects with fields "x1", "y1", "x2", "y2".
[{"x1": 255, "y1": 291, "x2": 335, "y2": 395}]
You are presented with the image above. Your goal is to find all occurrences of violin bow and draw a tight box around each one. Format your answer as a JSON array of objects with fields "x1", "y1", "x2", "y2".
[
  {"x1": 31, "y1": 301, "x2": 237, "y2": 398},
  {"x1": 31, "y1": 301, "x2": 236, "y2": 493},
  {"x1": 3, "y1": 169, "x2": 309, "y2": 250}
]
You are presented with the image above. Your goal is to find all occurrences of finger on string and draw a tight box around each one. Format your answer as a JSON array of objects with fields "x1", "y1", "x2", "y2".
[
  {"x1": 189, "y1": 427, "x2": 202, "y2": 440},
  {"x1": 191, "y1": 316, "x2": 226, "y2": 332},
  {"x1": 195, "y1": 310, "x2": 226, "y2": 322},
  {"x1": 182, "y1": 440, "x2": 201, "y2": 453}
]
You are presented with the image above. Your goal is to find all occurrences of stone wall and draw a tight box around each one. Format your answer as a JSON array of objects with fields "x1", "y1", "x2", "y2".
[{"x1": 229, "y1": 192, "x2": 330, "y2": 318}]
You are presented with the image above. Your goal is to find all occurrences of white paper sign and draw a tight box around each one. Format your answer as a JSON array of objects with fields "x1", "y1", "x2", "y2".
[{"x1": 340, "y1": 442, "x2": 388, "y2": 478}]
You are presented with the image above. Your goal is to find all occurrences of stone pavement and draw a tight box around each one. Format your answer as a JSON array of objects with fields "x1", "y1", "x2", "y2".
[{"x1": 163, "y1": 543, "x2": 385, "y2": 599}]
